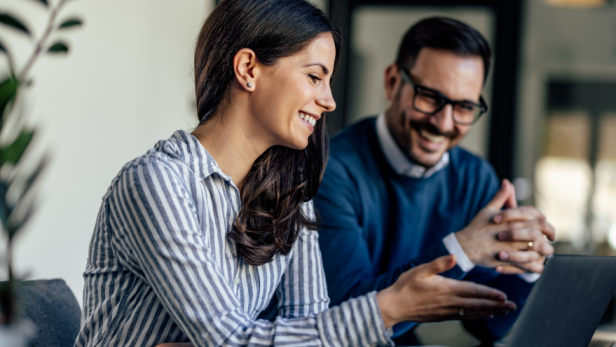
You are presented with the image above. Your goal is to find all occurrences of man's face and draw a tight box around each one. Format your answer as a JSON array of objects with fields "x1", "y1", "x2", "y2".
[{"x1": 383, "y1": 47, "x2": 484, "y2": 168}]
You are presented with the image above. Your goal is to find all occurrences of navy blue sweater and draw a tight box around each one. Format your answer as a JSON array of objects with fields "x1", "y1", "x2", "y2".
[{"x1": 314, "y1": 117, "x2": 534, "y2": 341}]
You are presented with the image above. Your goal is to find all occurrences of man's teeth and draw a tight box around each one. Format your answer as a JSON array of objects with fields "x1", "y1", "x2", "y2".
[
  {"x1": 298, "y1": 112, "x2": 317, "y2": 126},
  {"x1": 420, "y1": 129, "x2": 446, "y2": 143}
]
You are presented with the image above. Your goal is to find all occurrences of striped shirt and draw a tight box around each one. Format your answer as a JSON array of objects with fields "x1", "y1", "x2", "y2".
[{"x1": 75, "y1": 130, "x2": 393, "y2": 347}]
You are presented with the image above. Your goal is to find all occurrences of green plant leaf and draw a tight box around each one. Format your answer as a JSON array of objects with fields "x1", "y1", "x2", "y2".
[
  {"x1": 0, "y1": 181, "x2": 8, "y2": 226},
  {"x1": 0, "y1": 77, "x2": 18, "y2": 127},
  {"x1": 47, "y1": 42, "x2": 68, "y2": 53},
  {"x1": 0, "y1": 13, "x2": 30, "y2": 36},
  {"x1": 0, "y1": 130, "x2": 34, "y2": 166},
  {"x1": 34, "y1": 0, "x2": 49, "y2": 7},
  {"x1": 7, "y1": 201, "x2": 37, "y2": 239},
  {"x1": 58, "y1": 18, "x2": 82, "y2": 29}
]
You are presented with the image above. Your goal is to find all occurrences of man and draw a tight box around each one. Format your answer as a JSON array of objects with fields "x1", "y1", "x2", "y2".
[{"x1": 314, "y1": 17, "x2": 555, "y2": 344}]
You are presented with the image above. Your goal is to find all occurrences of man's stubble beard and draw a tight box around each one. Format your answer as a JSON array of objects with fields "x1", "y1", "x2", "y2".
[{"x1": 385, "y1": 87, "x2": 457, "y2": 167}]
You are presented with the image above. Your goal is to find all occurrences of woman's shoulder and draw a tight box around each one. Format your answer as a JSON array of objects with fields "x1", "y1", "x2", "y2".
[
  {"x1": 105, "y1": 130, "x2": 218, "y2": 198},
  {"x1": 301, "y1": 200, "x2": 315, "y2": 220}
]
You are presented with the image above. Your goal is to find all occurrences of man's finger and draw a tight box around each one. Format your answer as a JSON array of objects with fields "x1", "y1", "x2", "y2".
[
  {"x1": 505, "y1": 180, "x2": 518, "y2": 209},
  {"x1": 493, "y1": 206, "x2": 545, "y2": 224},
  {"x1": 495, "y1": 236, "x2": 554, "y2": 257},
  {"x1": 498, "y1": 250, "x2": 541, "y2": 263},
  {"x1": 496, "y1": 218, "x2": 556, "y2": 241},
  {"x1": 496, "y1": 261, "x2": 544, "y2": 274},
  {"x1": 495, "y1": 264, "x2": 528, "y2": 275},
  {"x1": 497, "y1": 227, "x2": 542, "y2": 242},
  {"x1": 515, "y1": 260, "x2": 545, "y2": 274},
  {"x1": 532, "y1": 242, "x2": 554, "y2": 257},
  {"x1": 417, "y1": 254, "x2": 457, "y2": 277},
  {"x1": 485, "y1": 179, "x2": 515, "y2": 211}
]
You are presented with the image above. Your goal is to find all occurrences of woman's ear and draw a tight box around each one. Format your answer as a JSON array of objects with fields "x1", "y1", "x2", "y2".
[
  {"x1": 233, "y1": 48, "x2": 258, "y2": 92},
  {"x1": 383, "y1": 63, "x2": 401, "y2": 102}
]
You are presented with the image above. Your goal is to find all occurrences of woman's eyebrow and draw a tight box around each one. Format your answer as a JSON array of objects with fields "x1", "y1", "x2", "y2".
[{"x1": 303, "y1": 63, "x2": 329, "y2": 75}]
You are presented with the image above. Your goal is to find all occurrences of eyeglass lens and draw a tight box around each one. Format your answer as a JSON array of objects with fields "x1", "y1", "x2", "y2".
[{"x1": 414, "y1": 89, "x2": 481, "y2": 125}]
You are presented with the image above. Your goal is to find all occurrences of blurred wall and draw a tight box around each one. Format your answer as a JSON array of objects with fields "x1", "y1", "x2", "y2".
[
  {"x1": 2, "y1": 0, "x2": 212, "y2": 306},
  {"x1": 516, "y1": 0, "x2": 616, "y2": 202}
]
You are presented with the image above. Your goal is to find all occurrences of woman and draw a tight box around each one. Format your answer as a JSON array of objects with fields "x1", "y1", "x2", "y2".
[{"x1": 75, "y1": 0, "x2": 514, "y2": 346}]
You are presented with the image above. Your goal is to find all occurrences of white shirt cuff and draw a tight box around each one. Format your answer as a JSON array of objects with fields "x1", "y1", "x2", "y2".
[
  {"x1": 442, "y1": 233, "x2": 475, "y2": 273},
  {"x1": 518, "y1": 272, "x2": 541, "y2": 282}
]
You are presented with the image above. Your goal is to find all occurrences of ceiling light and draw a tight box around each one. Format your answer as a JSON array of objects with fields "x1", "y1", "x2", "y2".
[{"x1": 544, "y1": 0, "x2": 608, "y2": 7}]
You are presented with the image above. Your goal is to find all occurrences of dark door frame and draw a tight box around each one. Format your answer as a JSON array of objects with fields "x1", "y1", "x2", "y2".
[{"x1": 328, "y1": 0, "x2": 524, "y2": 180}]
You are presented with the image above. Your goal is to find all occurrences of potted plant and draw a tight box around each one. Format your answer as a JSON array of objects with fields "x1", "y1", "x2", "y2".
[{"x1": 0, "y1": 0, "x2": 82, "y2": 343}]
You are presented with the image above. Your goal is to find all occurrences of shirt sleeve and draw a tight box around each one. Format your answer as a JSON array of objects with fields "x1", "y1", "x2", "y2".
[
  {"x1": 277, "y1": 202, "x2": 330, "y2": 318},
  {"x1": 442, "y1": 232, "x2": 475, "y2": 272},
  {"x1": 108, "y1": 160, "x2": 393, "y2": 347}
]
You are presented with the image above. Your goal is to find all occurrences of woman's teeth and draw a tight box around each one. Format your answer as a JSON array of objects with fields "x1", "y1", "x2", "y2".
[
  {"x1": 420, "y1": 129, "x2": 446, "y2": 143},
  {"x1": 298, "y1": 112, "x2": 317, "y2": 126}
]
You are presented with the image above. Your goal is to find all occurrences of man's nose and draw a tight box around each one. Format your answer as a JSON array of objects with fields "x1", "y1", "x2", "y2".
[{"x1": 429, "y1": 104, "x2": 455, "y2": 134}]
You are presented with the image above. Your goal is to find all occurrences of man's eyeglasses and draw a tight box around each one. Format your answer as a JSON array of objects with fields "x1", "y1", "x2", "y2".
[{"x1": 398, "y1": 65, "x2": 488, "y2": 126}]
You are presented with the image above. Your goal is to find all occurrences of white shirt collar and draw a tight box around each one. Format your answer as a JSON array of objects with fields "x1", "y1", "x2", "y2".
[{"x1": 375, "y1": 109, "x2": 449, "y2": 179}]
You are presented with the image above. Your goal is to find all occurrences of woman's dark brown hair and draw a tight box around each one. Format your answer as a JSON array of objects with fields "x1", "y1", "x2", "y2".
[{"x1": 194, "y1": 0, "x2": 341, "y2": 266}]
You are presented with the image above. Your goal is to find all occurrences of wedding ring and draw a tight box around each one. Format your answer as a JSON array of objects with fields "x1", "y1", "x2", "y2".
[
  {"x1": 527, "y1": 241, "x2": 534, "y2": 251},
  {"x1": 459, "y1": 308, "x2": 464, "y2": 317}
]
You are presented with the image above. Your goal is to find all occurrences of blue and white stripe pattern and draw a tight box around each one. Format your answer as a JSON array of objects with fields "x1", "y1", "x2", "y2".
[{"x1": 75, "y1": 130, "x2": 393, "y2": 347}]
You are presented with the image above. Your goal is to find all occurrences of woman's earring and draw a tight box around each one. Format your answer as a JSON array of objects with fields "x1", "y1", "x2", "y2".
[{"x1": 247, "y1": 82, "x2": 253, "y2": 88}]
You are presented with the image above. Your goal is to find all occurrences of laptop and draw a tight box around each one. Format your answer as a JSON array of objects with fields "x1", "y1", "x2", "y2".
[{"x1": 505, "y1": 255, "x2": 616, "y2": 347}]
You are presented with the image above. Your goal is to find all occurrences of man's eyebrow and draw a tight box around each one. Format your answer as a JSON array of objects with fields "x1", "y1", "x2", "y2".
[{"x1": 303, "y1": 63, "x2": 329, "y2": 75}]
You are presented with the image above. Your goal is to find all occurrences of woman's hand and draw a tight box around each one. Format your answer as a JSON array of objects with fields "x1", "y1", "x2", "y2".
[{"x1": 376, "y1": 255, "x2": 516, "y2": 328}]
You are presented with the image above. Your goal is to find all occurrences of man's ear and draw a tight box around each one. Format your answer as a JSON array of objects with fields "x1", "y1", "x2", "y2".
[
  {"x1": 383, "y1": 63, "x2": 401, "y2": 102},
  {"x1": 233, "y1": 48, "x2": 258, "y2": 91}
]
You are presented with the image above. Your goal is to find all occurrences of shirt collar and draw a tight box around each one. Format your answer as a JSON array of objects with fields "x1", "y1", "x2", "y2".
[
  {"x1": 155, "y1": 130, "x2": 234, "y2": 184},
  {"x1": 375, "y1": 109, "x2": 449, "y2": 179}
]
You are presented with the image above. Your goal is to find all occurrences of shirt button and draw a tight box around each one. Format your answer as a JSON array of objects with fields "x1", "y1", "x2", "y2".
[{"x1": 234, "y1": 276, "x2": 240, "y2": 285}]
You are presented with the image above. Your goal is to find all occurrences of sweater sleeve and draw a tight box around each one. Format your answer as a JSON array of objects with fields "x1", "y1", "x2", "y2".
[
  {"x1": 109, "y1": 160, "x2": 393, "y2": 347},
  {"x1": 315, "y1": 156, "x2": 464, "y2": 309},
  {"x1": 315, "y1": 156, "x2": 461, "y2": 337}
]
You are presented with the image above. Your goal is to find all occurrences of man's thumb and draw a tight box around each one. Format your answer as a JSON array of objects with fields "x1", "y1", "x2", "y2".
[
  {"x1": 420, "y1": 254, "x2": 456, "y2": 276},
  {"x1": 486, "y1": 179, "x2": 514, "y2": 210}
]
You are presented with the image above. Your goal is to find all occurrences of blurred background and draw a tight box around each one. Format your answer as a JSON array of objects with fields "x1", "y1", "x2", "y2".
[{"x1": 2, "y1": 0, "x2": 616, "y2": 345}]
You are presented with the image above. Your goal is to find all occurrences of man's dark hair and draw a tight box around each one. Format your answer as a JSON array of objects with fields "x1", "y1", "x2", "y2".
[{"x1": 395, "y1": 17, "x2": 491, "y2": 82}]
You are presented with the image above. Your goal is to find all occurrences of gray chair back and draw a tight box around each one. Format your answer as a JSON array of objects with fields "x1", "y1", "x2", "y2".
[{"x1": 1, "y1": 279, "x2": 81, "y2": 347}]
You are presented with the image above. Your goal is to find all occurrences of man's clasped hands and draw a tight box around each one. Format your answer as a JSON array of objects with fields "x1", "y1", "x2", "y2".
[{"x1": 376, "y1": 179, "x2": 555, "y2": 328}]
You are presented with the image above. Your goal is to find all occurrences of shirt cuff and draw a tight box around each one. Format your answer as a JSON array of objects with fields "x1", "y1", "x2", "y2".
[
  {"x1": 442, "y1": 233, "x2": 475, "y2": 273},
  {"x1": 317, "y1": 292, "x2": 394, "y2": 347},
  {"x1": 518, "y1": 272, "x2": 541, "y2": 282}
]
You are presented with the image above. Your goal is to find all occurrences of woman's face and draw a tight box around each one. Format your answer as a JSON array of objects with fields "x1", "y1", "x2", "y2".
[{"x1": 251, "y1": 32, "x2": 337, "y2": 150}]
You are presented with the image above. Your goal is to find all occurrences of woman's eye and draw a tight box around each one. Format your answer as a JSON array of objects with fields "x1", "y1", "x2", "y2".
[{"x1": 309, "y1": 75, "x2": 321, "y2": 83}]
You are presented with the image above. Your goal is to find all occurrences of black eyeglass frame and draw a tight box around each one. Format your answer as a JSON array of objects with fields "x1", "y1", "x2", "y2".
[{"x1": 398, "y1": 65, "x2": 488, "y2": 126}]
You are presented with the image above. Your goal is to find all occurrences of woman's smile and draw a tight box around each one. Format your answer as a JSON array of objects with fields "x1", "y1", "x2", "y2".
[{"x1": 298, "y1": 111, "x2": 320, "y2": 128}]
